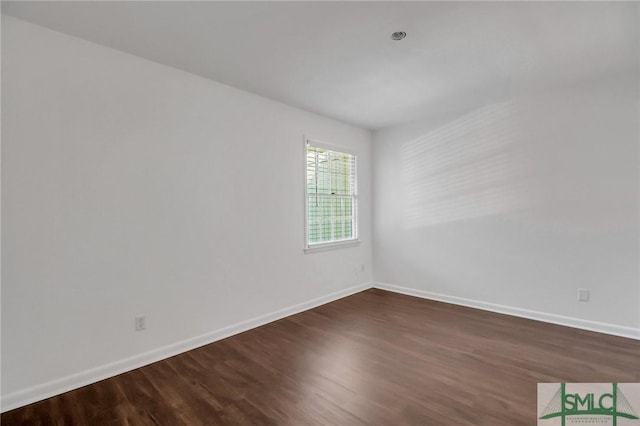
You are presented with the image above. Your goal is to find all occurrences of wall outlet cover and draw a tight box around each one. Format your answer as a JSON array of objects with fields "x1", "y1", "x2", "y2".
[
  {"x1": 578, "y1": 289, "x2": 590, "y2": 302},
  {"x1": 135, "y1": 315, "x2": 146, "y2": 331}
]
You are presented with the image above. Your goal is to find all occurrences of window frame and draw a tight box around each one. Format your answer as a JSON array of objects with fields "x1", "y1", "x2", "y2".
[{"x1": 304, "y1": 137, "x2": 359, "y2": 253}]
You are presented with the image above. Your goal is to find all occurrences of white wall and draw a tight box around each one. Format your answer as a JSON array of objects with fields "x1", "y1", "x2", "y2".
[
  {"x1": 1, "y1": 16, "x2": 372, "y2": 409},
  {"x1": 373, "y1": 71, "x2": 639, "y2": 336},
  {"x1": 3, "y1": 4, "x2": 639, "y2": 413}
]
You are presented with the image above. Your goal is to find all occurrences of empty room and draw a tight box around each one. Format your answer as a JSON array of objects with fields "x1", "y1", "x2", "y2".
[{"x1": 1, "y1": 1, "x2": 639, "y2": 425}]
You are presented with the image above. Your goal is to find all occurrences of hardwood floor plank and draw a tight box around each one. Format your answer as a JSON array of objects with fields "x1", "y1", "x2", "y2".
[{"x1": 3, "y1": 289, "x2": 639, "y2": 425}]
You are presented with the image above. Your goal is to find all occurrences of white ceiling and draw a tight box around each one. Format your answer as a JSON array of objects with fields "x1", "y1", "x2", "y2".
[{"x1": 2, "y1": 1, "x2": 638, "y2": 130}]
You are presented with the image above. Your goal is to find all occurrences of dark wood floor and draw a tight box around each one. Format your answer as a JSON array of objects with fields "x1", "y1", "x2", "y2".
[{"x1": 3, "y1": 289, "x2": 639, "y2": 425}]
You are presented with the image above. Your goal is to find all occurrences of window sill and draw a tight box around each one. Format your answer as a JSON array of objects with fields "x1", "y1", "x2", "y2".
[{"x1": 304, "y1": 240, "x2": 360, "y2": 254}]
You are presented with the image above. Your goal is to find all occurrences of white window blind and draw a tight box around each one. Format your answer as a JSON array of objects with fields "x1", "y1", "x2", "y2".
[{"x1": 305, "y1": 141, "x2": 357, "y2": 248}]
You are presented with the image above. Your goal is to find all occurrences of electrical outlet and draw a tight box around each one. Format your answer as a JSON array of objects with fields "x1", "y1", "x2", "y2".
[
  {"x1": 578, "y1": 289, "x2": 590, "y2": 302},
  {"x1": 135, "y1": 314, "x2": 146, "y2": 331}
]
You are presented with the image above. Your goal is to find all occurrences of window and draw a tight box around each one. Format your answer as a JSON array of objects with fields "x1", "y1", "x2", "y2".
[{"x1": 305, "y1": 139, "x2": 358, "y2": 251}]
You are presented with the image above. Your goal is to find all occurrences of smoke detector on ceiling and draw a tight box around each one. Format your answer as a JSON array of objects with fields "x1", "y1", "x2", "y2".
[{"x1": 391, "y1": 31, "x2": 407, "y2": 41}]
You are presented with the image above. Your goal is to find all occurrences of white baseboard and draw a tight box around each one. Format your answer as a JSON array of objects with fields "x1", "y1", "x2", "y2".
[
  {"x1": 5, "y1": 281, "x2": 637, "y2": 412},
  {"x1": 1, "y1": 282, "x2": 372, "y2": 413},
  {"x1": 373, "y1": 282, "x2": 640, "y2": 341}
]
